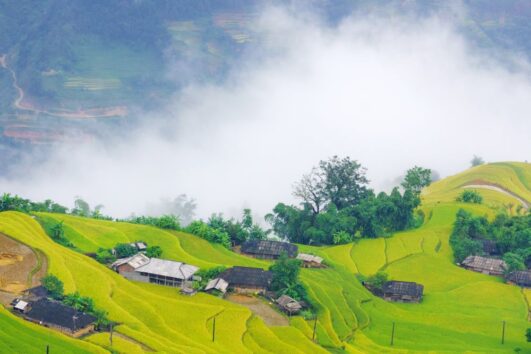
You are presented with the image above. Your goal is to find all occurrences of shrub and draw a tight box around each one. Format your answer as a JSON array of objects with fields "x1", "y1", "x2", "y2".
[
  {"x1": 41, "y1": 274, "x2": 64, "y2": 300},
  {"x1": 185, "y1": 220, "x2": 231, "y2": 248},
  {"x1": 114, "y1": 243, "x2": 137, "y2": 258},
  {"x1": 95, "y1": 248, "x2": 116, "y2": 264},
  {"x1": 456, "y1": 190, "x2": 483, "y2": 204},
  {"x1": 145, "y1": 246, "x2": 162, "y2": 258},
  {"x1": 63, "y1": 292, "x2": 95, "y2": 313},
  {"x1": 364, "y1": 271, "x2": 388, "y2": 291},
  {"x1": 526, "y1": 328, "x2": 531, "y2": 342}
]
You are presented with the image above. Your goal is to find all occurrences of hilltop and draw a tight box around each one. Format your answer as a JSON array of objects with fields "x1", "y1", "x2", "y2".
[{"x1": 0, "y1": 161, "x2": 529, "y2": 353}]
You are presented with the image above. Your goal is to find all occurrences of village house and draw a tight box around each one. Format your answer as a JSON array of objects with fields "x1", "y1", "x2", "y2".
[
  {"x1": 461, "y1": 255, "x2": 507, "y2": 276},
  {"x1": 205, "y1": 278, "x2": 229, "y2": 294},
  {"x1": 276, "y1": 294, "x2": 302, "y2": 315},
  {"x1": 241, "y1": 240, "x2": 298, "y2": 259},
  {"x1": 111, "y1": 241, "x2": 147, "y2": 255},
  {"x1": 112, "y1": 253, "x2": 199, "y2": 287},
  {"x1": 296, "y1": 253, "x2": 324, "y2": 268},
  {"x1": 20, "y1": 298, "x2": 96, "y2": 337},
  {"x1": 383, "y1": 281, "x2": 424, "y2": 303},
  {"x1": 506, "y1": 270, "x2": 531, "y2": 287},
  {"x1": 218, "y1": 266, "x2": 273, "y2": 294}
]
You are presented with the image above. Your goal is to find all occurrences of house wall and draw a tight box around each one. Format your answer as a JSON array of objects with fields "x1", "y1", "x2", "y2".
[
  {"x1": 383, "y1": 294, "x2": 421, "y2": 303},
  {"x1": 242, "y1": 253, "x2": 278, "y2": 260},
  {"x1": 122, "y1": 271, "x2": 149, "y2": 283},
  {"x1": 232, "y1": 286, "x2": 267, "y2": 294},
  {"x1": 24, "y1": 318, "x2": 94, "y2": 337},
  {"x1": 117, "y1": 263, "x2": 135, "y2": 274},
  {"x1": 463, "y1": 265, "x2": 504, "y2": 276}
]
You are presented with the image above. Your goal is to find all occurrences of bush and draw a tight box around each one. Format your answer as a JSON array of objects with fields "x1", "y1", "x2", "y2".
[
  {"x1": 63, "y1": 292, "x2": 95, "y2": 313},
  {"x1": 95, "y1": 248, "x2": 116, "y2": 264},
  {"x1": 41, "y1": 274, "x2": 64, "y2": 300},
  {"x1": 526, "y1": 328, "x2": 531, "y2": 342},
  {"x1": 114, "y1": 243, "x2": 137, "y2": 258},
  {"x1": 145, "y1": 245, "x2": 162, "y2": 258},
  {"x1": 195, "y1": 266, "x2": 227, "y2": 289},
  {"x1": 364, "y1": 271, "x2": 388, "y2": 291},
  {"x1": 456, "y1": 190, "x2": 483, "y2": 204},
  {"x1": 185, "y1": 220, "x2": 231, "y2": 248}
]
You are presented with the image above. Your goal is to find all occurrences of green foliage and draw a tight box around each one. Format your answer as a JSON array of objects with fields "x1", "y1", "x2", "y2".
[
  {"x1": 471, "y1": 155, "x2": 485, "y2": 167},
  {"x1": 114, "y1": 243, "x2": 137, "y2": 258},
  {"x1": 503, "y1": 252, "x2": 525, "y2": 273},
  {"x1": 456, "y1": 190, "x2": 483, "y2": 204},
  {"x1": 526, "y1": 328, "x2": 531, "y2": 342},
  {"x1": 126, "y1": 214, "x2": 181, "y2": 230},
  {"x1": 195, "y1": 266, "x2": 227, "y2": 289},
  {"x1": 38, "y1": 218, "x2": 75, "y2": 248},
  {"x1": 63, "y1": 292, "x2": 95, "y2": 313},
  {"x1": 207, "y1": 209, "x2": 268, "y2": 246},
  {"x1": 361, "y1": 271, "x2": 389, "y2": 292},
  {"x1": 185, "y1": 220, "x2": 231, "y2": 248},
  {"x1": 401, "y1": 166, "x2": 432, "y2": 195},
  {"x1": 145, "y1": 245, "x2": 162, "y2": 258},
  {"x1": 0, "y1": 193, "x2": 68, "y2": 214},
  {"x1": 332, "y1": 230, "x2": 352, "y2": 245},
  {"x1": 269, "y1": 253, "x2": 308, "y2": 302},
  {"x1": 95, "y1": 248, "x2": 116, "y2": 264},
  {"x1": 41, "y1": 274, "x2": 64, "y2": 300},
  {"x1": 450, "y1": 209, "x2": 530, "y2": 263}
]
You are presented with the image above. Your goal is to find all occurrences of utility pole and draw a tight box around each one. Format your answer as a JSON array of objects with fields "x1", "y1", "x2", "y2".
[
  {"x1": 390, "y1": 322, "x2": 395, "y2": 346},
  {"x1": 110, "y1": 322, "x2": 113, "y2": 347},
  {"x1": 501, "y1": 320, "x2": 506, "y2": 344},
  {"x1": 312, "y1": 316, "x2": 318, "y2": 341},
  {"x1": 212, "y1": 317, "x2": 216, "y2": 342}
]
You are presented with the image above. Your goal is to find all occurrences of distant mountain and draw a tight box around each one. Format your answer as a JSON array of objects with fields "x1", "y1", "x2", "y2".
[{"x1": 0, "y1": 0, "x2": 530, "y2": 167}]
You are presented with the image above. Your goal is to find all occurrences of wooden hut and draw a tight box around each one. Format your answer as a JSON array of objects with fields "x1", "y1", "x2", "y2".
[
  {"x1": 383, "y1": 281, "x2": 423, "y2": 303},
  {"x1": 506, "y1": 270, "x2": 531, "y2": 287},
  {"x1": 218, "y1": 266, "x2": 273, "y2": 294},
  {"x1": 23, "y1": 298, "x2": 96, "y2": 337},
  {"x1": 241, "y1": 240, "x2": 298, "y2": 259},
  {"x1": 461, "y1": 256, "x2": 506, "y2": 276},
  {"x1": 296, "y1": 253, "x2": 324, "y2": 268},
  {"x1": 276, "y1": 295, "x2": 302, "y2": 314}
]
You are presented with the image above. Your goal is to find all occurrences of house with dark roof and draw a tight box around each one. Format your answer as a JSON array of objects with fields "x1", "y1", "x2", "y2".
[
  {"x1": 24, "y1": 285, "x2": 49, "y2": 301},
  {"x1": 383, "y1": 281, "x2": 424, "y2": 303},
  {"x1": 506, "y1": 270, "x2": 531, "y2": 287},
  {"x1": 241, "y1": 240, "x2": 298, "y2": 259},
  {"x1": 219, "y1": 266, "x2": 273, "y2": 294},
  {"x1": 461, "y1": 255, "x2": 506, "y2": 276},
  {"x1": 23, "y1": 298, "x2": 96, "y2": 337},
  {"x1": 276, "y1": 295, "x2": 302, "y2": 315}
]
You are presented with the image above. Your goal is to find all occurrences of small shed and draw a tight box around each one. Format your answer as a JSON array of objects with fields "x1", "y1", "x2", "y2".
[
  {"x1": 296, "y1": 253, "x2": 324, "y2": 268},
  {"x1": 276, "y1": 295, "x2": 302, "y2": 314},
  {"x1": 506, "y1": 270, "x2": 531, "y2": 287},
  {"x1": 383, "y1": 281, "x2": 423, "y2": 303},
  {"x1": 205, "y1": 278, "x2": 229, "y2": 294},
  {"x1": 13, "y1": 300, "x2": 29, "y2": 313},
  {"x1": 461, "y1": 256, "x2": 506, "y2": 276},
  {"x1": 24, "y1": 298, "x2": 96, "y2": 337},
  {"x1": 241, "y1": 240, "x2": 298, "y2": 259},
  {"x1": 219, "y1": 267, "x2": 273, "y2": 294}
]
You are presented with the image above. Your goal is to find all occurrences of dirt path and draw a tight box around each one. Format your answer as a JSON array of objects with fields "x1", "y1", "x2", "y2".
[
  {"x1": 227, "y1": 294, "x2": 288, "y2": 326},
  {"x1": 461, "y1": 182, "x2": 529, "y2": 209},
  {"x1": 113, "y1": 332, "x2": 155, "y2": 352},
  {"x1": 0, "y1": 233, "x2": 46, "y2": 303}
]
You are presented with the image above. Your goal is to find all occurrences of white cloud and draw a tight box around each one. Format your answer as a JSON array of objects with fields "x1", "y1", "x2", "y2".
[{"x1": 1, "y1": 6, "x2": 530, "y2": 220}]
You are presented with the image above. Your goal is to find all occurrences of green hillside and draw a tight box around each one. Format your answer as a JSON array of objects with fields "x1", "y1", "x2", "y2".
[{"x1": 0, "y1": 162, "x2": 529, "y2": 353}]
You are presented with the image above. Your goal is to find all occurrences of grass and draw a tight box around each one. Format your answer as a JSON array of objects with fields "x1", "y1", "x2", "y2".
[{"x1": 0, "y1": 161, "x2": 529, "y2": 353}]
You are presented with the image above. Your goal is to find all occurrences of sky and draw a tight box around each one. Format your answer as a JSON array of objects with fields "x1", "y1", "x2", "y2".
[{"x1": 1, "y1": 5, "x2": 530, "y2": 221}]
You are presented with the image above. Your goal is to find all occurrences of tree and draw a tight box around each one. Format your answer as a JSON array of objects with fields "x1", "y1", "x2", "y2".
[
  {"x1": 401, "y1": 166, "x2": 432, "y2": 195},
  {"x1": 364, "y1": 271, "x2": 388, "y2": 291},
  {"x1": 526, "y1": 328, "x2": 531, "y2": 342},
  {"x1": 456, "y1": 190, "x2": 483, "y2": 204},
  {"x1": 470, "y1": 155, "x2": 484, "y2": 167},
  {"x1": 95, "y1": 248, "x2": 116, "y2": 264},
  {"x1": 503, "y1": 252, "x2": 525, "y2": 273},
  {"x1": 114, "y1": 243, "x2": 137, "y2": 258},
  {"x1": 63, "y1": 292, "x2": 95, "y2": 313},
  {"x1": 72, "y1": 197, "x2": 90, "y2": 217},
  {"x1": 293, "y1": 168, "x2": 326, "y2": 215},
  {"x1": 319, "y1": 156, "x2": 369, "y2": 209},
  {"x1": 332, "y1": 230, "x2": 352, "y2": 245},
  {"x1": 50, "y1": 221, "x2": 64, "y2": 240},
  {"x1": 42, "y1": 274, "x2": 64, "y2": 299},
  {"x1": 145, "y1": 246, "x2": 162, "y2": 258},
  {"x1": 269, "y1": 252, "x2": 302, "y2": 292}
]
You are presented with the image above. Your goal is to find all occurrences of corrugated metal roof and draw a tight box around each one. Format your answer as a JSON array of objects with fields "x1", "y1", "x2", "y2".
[
  {"x1": 296, "y1": 253, "x2": 323, "y2": 263},
  {"x1": 14, "y1": 300, "x2": 28, "y2": 310},
  {"x1": 112, "y1": 253, "x2": 150, "y2": 269},
  {"x1": 135, "y1": 258, "x2": 198, "y2": 280},
  {"x1": 205, "y1": 278, "x2": 229, "y2": 293}
]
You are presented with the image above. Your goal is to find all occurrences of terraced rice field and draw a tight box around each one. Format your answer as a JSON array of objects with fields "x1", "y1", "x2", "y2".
[{"x1": 0, "y1": 162, "x2": 529, "y2": 353}]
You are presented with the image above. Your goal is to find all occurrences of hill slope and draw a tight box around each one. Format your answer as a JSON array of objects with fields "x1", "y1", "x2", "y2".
[{"x1": 0, "y1": 161, "x2": 529, "y2": 353}]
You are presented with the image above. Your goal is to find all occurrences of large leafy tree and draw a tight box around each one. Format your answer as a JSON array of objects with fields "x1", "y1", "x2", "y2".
[
  {"x1": 42, "y1": 274, "x2": 64, "y2": 300},
  {"x1": 401, "y1": 166, "x2": 432, "y2": 195},
  {"x1": 269, "y1": 253, "x2": 303, "y2": 295}
]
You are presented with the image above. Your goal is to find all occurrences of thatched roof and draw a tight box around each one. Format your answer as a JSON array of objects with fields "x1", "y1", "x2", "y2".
[
  {"x1": 507, "y1": 270, "x2": 531, "y2": 287},
  {"x1": 461, "y1": 256, "x2": 506, "y2": 273},
  {"x1": 219, "y1": 267, "x2": 273, "y2": 288},
  {"x1": 383, "y1": 281, "x2": 423, "y2": 297},
  {"x1": 241, "y1": 240, "x2": 298, "y2": 258},
  {"x1": 25, "y1": 299, "x2": 96, "y2": 331}
]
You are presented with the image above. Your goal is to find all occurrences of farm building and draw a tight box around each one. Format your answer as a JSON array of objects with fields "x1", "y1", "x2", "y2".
[
  {"x1": 241, "y1": 240, "x2": 298, "y2": 259},
  {"x1": 205, "y1": 278, "x2": 229, "y2": 294},
  {"x1": 506, "y1": 270, "x2": 531, "y2": 287},
  {"x1": 461, "y1": 255, "x2": 507, "y2": 276},
  {"x1": 24, "y1": 285, "x2": 49, "y2": 301},
  {"x1": 383, "y1": 281, "x2": 424, "y2": 303},
  {"x1": 296, "y1": 253, "x2": 324, "y2": 268},
  {"x1": 219, "y1": 266, "x2": 273, "y2": 294},
  {"x1": 112, "y1": 253, "x2": 199, "y2": 287},
  {"x1": 276, "y1": 295, "x2": 302, "y2": 315},
  {"x1": 12, "y1": 299, "x2": 29, "y2": 313},
  {"x1": 23, "y1": 298, "x2": 96, "y2": 337}
]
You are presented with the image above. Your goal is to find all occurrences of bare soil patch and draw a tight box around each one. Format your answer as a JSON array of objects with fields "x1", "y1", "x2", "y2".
[
  {"x1": 461, "y1": 179, "x2": 529, "y2": 209},
  {"x1": 227, "y1": 294, "x2": 288, "y2": 326},
  {"x1": 0, "y1": 233, "x2": 45, "y2": 299}
]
